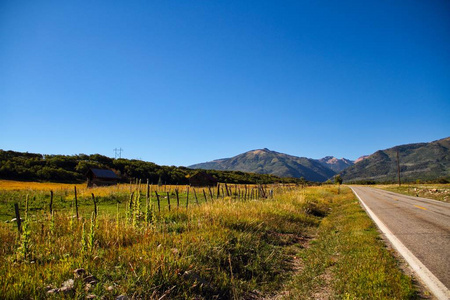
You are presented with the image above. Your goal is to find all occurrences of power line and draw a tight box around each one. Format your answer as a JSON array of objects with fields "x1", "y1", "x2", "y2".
[{"x1": 113, "y1": 148, "x2": 123, "y2": 159}]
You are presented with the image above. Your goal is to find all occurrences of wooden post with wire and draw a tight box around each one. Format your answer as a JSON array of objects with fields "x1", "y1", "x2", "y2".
[
  {"x1": 194, "y1": 188, "x2": 199, "y2": 205},
  {"x1": 155, "y1": 191, "x2": 161, "y2": 213},
  {"x1": 203, "y1": 189, "x2": 208, "y2": 203},
  {"x1": 91, "y1": 193, "x2": 97, "y2": 218},
  {"x1": 74, "y1": 186, "x2": 79, "y2": 219},
  {"x1": 175, "y1": 189, "x2": 180, "y2": 209},
  {"x1": 166, "y1": 192, "x2": 171, "y2": 211},
  {"x1": 186, "y1": 187, "x2": 189, "y2": 209},
  {"x1": 14, "y1": 203, "x2": 22, "y2": 234},
  {"x1": 49, "y1": 190, "x2": 53, "y2": 215}
]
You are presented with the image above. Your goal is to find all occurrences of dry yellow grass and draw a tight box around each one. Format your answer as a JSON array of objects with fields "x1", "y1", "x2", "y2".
[
  {"x1": 0, "y1": 180, "x2": 80, "y2": 191},
  {"x1": 0, "y1": 180, "x2": 127, "y2": 198}
]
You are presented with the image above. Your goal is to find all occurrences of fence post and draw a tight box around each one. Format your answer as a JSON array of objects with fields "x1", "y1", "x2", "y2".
[
  {"x1": 175, "y1": 189, "x2": 180, "y2": 209},
  {"x1": 217, "y1": 183, "x2": 220, "y2": 199},
  {"x1": 193, "y1": 188, "x2": 199, "y2": 205},
  {"x1": 155, "y1": 191, "x2": 160, "y2": 213},
  {"x1": 91, "y1": 193, "x2": 97, "y2": 218},
  {"x1": 167, "y1": 192, "x2": 171, "y2": 211},
  {"x1": 14, "y1": 203, "x2": 22, "y2": 234},
  {"x1": 49, "y1": 190, "x2": 53, "y2": 215},
  {"x1": 203, "y1": 189, "x2": 208, "y2": 203},
  {"x1": 186, "y1": 187, "x2": 189, "y2": 209},
  {"x1": 146, "y1": 179, "x2": 150, "y2": 206},
  {"x1": 74, "y1": 186, "x2": 79, "y2": 219},
  {"x1": 225, "y1": 184, "x2": 230, "y2": 197},
  {"x1": 208, "y1": 187, "x2": 213, "y2": 201}
]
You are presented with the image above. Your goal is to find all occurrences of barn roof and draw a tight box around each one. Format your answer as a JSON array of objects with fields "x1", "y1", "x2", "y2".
[{"x1": 89, "y1": 168, "x2": 118, "y2": 179}]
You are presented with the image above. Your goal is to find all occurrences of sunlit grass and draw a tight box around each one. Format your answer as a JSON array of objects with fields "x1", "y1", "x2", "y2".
[
  {"x1": 283, "y1": 187, "x2": 417, "y2": 299},
  {"x1": 377, "y1": 183, "x2": 450, "y2": 202},
  {"x1": 0, "y1": 182, "x2": 417, "y2": 299}
]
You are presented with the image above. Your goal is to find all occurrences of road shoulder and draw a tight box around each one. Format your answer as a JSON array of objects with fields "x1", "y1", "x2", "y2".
[{"x1": 350, "y1": 186, "x2": 450, "y2": 300}]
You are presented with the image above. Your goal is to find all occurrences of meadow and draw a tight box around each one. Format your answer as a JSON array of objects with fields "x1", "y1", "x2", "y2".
[
  {"x1": 0, "y1": 180, "x2": 417, "y2": 299},
  {"x1": 377, "y1": 183, "x2": 450, "y2": 202}
]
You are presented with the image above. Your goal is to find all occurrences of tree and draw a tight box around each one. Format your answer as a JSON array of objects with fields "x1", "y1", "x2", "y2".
[
  {"x1": 334, "y1": 175, "x2": 343, "y2": 194},
  {"x1": 334, "y1": 175, "x2": 343, "y2": 185}
]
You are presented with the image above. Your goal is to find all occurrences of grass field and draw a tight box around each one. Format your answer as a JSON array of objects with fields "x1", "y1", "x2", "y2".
[
  {"x1": 0, "y1": 180, "x2": 418, "y2": 299},
  {"x1": 377, "y1": 183, "x2": 450, "y2": 202}
]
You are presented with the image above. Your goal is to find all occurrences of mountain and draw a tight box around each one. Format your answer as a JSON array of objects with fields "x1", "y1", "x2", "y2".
[
  {"x1": 189, "y1": 148, "x2": 337, "y2": 182},
  {"x1": 355, "y1": 155, "x2": 369, "y2": 164},
  {"x1": 340, "y1": 137, "x2": 450, "y2": 183},
  {"x1": 318, "y1": 156, "x2": 354, "y2": 173}
]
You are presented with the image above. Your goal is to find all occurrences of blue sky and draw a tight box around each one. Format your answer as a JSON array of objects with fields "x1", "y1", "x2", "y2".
[{"x1": 1, "y1": 1, "x2": 449, "y2": 166}]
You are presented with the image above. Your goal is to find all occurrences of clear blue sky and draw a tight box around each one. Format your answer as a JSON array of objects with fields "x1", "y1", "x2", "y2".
[{"x1": 1, "y1": 1, "x2": 449, "y2": 166}]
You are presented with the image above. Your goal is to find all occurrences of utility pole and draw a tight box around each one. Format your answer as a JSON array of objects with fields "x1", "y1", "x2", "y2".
[
  {"x1": 113, "y1": 148, "x2": 123, "y2": 159},
  {"x1": 396, "y1": 150, "x2": 401, "y2": 186}
]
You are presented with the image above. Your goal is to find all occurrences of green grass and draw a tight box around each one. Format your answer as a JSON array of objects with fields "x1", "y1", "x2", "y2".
[
  {"x1": 0, "y1": 184, "x2": 418, "y2": 299},
  {"x1": 281, "y1": 187, "x2": 418, "y2": 299}
]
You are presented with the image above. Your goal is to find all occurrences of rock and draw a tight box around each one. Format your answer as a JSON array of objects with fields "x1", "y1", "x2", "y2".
[
  {"x1": 86, "y1": 295, "x2": 97, "y2": 299},
  {"x1": 62, "y1": 279, "x2": 74, "y2": 287},
  {"x1": 116, "y1": 295, "x2": 128, "y2": 300},
  {"x1": 74, "y1": 268, "x2": 87, "y2": 278},
  {"x1": 44, "y1": 285, "x2": 54, "y2": 291},
  {"x1": 84, "y1": 275, "x2": 98, "y2": 285},
  {"x1": 44, "y1": 278, "x2": 75, "y2": 295},
  {"x1": 106, "y1": 285, "x2": 114, "y2": 291},
  {"x1": 47, "y1": 288, "x2": 60, "y2": 294},
  {"x1": 59, "y1": 286, "x2": 72, "y2": 293},
  {"x1": 85, "y1": 283, "x2": 92, "y2": 292}
]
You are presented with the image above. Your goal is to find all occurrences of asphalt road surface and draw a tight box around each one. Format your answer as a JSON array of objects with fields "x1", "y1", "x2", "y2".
[{"x1": 350, "y1": 186, "x2": 450, "y2": 299}]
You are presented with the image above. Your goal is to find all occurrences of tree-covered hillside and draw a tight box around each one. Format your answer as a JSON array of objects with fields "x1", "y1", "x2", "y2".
[
  {"x1": 0, "y1": 150, "x2": 302, "y2": 184},
  {"x1": 340, "y1": 137, "x2": 450, "y2": 183}
]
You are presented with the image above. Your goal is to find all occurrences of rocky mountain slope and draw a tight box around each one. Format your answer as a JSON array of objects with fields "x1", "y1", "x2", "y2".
[
  {"x1": 189, "y1": 148, "x2": 340, "y2": 182},
  {"x1": 318, "y1": 156, "x2": 354, "y2": 173},
  {"x1": 355, "y1": 155, "x2": 369, "y2": 164},
  {"x1": 340, "y1": 137, "x2": 450, "y2": 182}
]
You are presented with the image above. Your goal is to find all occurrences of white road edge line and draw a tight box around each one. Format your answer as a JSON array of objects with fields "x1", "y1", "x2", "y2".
[{"x1": 350, "y1": 187, "x2": 450, "y2": 300}]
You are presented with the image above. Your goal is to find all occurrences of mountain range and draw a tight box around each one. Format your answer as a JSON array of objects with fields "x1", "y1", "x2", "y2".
[
  {"x1": 189, "y1": 137, "x2": 450, "y2": 183},
  {"x1": 340, "y1": 137, "x2": 450, "y2": 182},
  {"x1": 189, "y1": 148, "x2": 353, "y2": 182}
]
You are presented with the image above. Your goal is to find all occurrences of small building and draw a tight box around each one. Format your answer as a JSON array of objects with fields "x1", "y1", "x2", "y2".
[
  {"x1": 189, "y1": 171, "x2": 218, "y2": 187},
  {"x1": 86, "y1": 168, "x2": 119, "y2": 187}
]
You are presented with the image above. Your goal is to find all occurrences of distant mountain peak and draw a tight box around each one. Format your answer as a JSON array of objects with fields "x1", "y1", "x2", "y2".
[
  {"x1": 189, "y1": 149, "x2": 336, "y2": 182},
  {"x1": 249, "y1": 148, "x2": 270, "y2": 154},
  {"x1": 318, "y1": 156, "x2": 354, "y2": 173}
]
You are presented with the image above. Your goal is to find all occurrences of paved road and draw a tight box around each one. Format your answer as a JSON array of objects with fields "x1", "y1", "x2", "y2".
[{"x1": 350, "y1": 186, "x2": 450, "y2": 299}]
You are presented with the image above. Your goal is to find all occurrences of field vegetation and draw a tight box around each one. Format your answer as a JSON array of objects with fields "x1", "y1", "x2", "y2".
[
  {"x1": 0, "y1": 180, "x2": 417, "y2": 299},
  {"x1": 377, "y1": 183, "x2": 450, "y2": 202}
]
